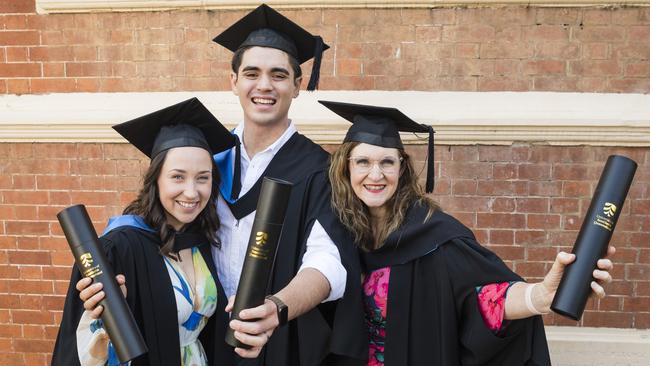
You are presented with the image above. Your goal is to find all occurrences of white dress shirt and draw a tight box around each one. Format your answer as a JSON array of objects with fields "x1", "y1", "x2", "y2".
[{"x1": 213, "y1": 121, "x2": 346, "y2": 302}]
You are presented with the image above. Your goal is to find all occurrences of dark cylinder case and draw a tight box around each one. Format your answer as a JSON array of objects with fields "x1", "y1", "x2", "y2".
[
  {"x1": 57, "y1": 204, "x2": 148, "y2": 363},
  {"x1": 225, "y1": 177, "x2": 293, "y2": 348},
  {"x1": 551, "y1": 155, "x2": 637, "y2": 320}
]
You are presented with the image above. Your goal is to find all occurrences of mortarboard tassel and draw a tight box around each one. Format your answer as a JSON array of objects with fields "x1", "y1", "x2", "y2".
[
  {"x1": 307, "y1": 36, "x2": 324, "y2": 91},
  {"x1": 425, "y1": 126, "x2": 435, "y2": 194}
]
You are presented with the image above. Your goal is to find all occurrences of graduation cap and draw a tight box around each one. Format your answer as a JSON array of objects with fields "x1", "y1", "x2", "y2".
[
  {"x1": 319, "y1": 100, "x2": 436, "y2": 193},
  {"x1": 213, "y1": 4, "x2": 329, "y2": 91},
  {"x1": 113, "y1": 97, "x2": 235, "y2": 159}
]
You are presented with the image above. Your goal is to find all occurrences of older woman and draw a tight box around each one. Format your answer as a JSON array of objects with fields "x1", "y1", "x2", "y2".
[
  {"x1": 321, "y1": 100, "x2": 615, "y2": 366},
  {"x1": 52, "y1": 98, "x2": 236, "y2": 366}
]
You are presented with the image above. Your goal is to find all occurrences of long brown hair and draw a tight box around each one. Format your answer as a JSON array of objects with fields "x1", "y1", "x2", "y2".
[
  {"x1": 123, "y1": 149, "x2": 221, "y2": 258},
  {"x1": 329, "y1": 142, "x2": 438, "y2": 251}
]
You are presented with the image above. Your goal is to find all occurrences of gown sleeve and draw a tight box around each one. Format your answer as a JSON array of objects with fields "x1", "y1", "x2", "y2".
[
  {"x1": 441, "y1": 238, "x2": 550, "y2": 366},
  {"x1": 51, "y1": 233, "x2": 130, "y2": 366}
]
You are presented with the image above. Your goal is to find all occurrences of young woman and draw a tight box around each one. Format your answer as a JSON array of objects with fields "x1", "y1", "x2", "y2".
[
  {"x1": 52, "y1": 98, "x2": 236, "y2": 366},
  {"x1": 322, "y1": 100, "x2": 615, "y2": 366}
]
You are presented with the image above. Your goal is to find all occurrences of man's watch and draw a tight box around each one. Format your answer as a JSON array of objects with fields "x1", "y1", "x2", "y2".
[{"x1": 265, "y1": 295, "x2": 288, "y2": 327}]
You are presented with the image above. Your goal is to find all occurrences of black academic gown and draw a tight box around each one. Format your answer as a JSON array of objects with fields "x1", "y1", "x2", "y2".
[
  {"x1": 220, "y1": 132, "x2": 367, "y2": 366},
  {"x1": 51, "y1": 227, "x2": 235, "y2": 366},
  {"x1": 361, "y1": 203, "x2": 551, "y2": 366}
]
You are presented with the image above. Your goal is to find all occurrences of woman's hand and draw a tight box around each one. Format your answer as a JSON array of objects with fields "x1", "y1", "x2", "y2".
[
  {"x1": 536, "y1": 246, "x2": 615, "y2": 313},
  {"x1": 77, "y1": 274, "x2": 127, "y2": 319}
]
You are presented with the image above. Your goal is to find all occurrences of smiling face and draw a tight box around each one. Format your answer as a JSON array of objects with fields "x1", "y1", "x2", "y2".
[
  {"x1": 348, "y1": 143, "x2": 402, "y2": 219},
  {"x1": 157, "y1": 146, "x2": 214, "y2": 231},
  {"x1": 230, "y1": 46, "x2": 301, "y2": 128}
]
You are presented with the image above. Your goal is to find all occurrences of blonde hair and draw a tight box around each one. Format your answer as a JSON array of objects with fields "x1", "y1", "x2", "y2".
[{"x1": 329, "y1": 142, "x2": 438, "y2": 251}]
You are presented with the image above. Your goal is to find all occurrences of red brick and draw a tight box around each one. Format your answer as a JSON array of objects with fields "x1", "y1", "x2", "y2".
[
  {"x1": 0, "y1": 62, "x2": 40, "y2": 77},
  {"x1": 527, "y1": 214, "x2": 561, "y2": 229},
  {"x1": 30, "y1": 78, "x2": 76, "y2": 93},
  {"x1": 451, "y1": 180, "x2": 477, "y2": 195},
  {"x1": 491, "y1": 197, "x2": 516, "y2": 213},
  {"x1": 14, "y1": 206, "x2": 37, "y2": 220},
  {"x1": 12, "y1": 174, "x2": 36, "y2": 189},
  {"x1": 518, "y1": 164, "x2": 551, "y2": 180},
  {"x1": 536, "y1": 8, "x2": 580, "y2": 25},
  {"x1": 527, "y1": 246, "x2": 559, "y2": 261},
  {"x1": 562, "y1": 181, "x2": 592, "y2": 197},
  {"x1": 477, "y1": 180, "x2": 527, "y2": 196},
  {"x1": 5, "y1": 221, "x2": 49, "y2": 235},
  {"x1": 583, "y1": 10, "x2": 612, "y2": 25},
  {"x1": 1, "y1": 14, "x2": 27, "y2": 29},
  {"x1": 523, "y1": 60, "x2": 565, "y2": 75},
  {"x1": 12, "y1": 310, "x2": 53, "y2": 325},
  {"x1": 8, "y1": 251, "x2": 50, "y2": 265},
  {"x1": 582, "y1": 311, "x2": 633, "y2": 328},
  {"x1": 481, "y1": 42, "x2": 533, "y2": 59},
  {"x1": 516, "y1": 198, "x2": 549, "y2": 213},
  {"x1": 534, "y1": 42, "x2": 580, "y2": 59},
  {"x1": 0, "y1": 30, "x2": 39, "y2": 45},
  {"x1": 487, "y1": 244, "x2": 524, "y2": 260},
  {"x1": 441, "y1": 162, "x2": 490, "y2": 179},
  {"x1": 513, "y1": 261, "x2": 548, "y2": 279},
  {"x1": 628, "y1": 265, "x2": 650, "y2": 280},
  {"x1": 479, "y1": 146, "x2": 529, "y2": 162},
  {"x1": 3, "y1": 191, "x2": 47, "y2": 205},
  {"x1": 515, "y1": 230, "x2": 551, "y2": 245},
  {"x1": 625, "y1": 62, "x2": 650, "y2": 77},
  {"x1": 415, "y1": 26, "x2": 442, "y2": 43},
  {"x1": 6, "y1": 46, "x2": 28, "y2": 62},
  {"x1": 6, "y1": 78, "x2": 30, "y2": 94},
  {"x1": 7, "y1": 280, "x2": 53, "y2": 295},
  {"x1": 449, "y1": 146, "x2": 478, "y2": 161},
  {"x1": 569, "y1": 60, "x2": 621, "y2": 77},
  {"x1": 492, "y1": 163, "x2": 518, "y2": 180},
  {"x1": 442, "y1": 25, "x2": 495, "y2": 43},
  {"x1": 628, "y1": 25, "x2": 650, "y2": 42},
  {"x1": 523, "y1": 25, "x2": 569, "y2": 42},
  {"x1": 0, "y1": 353, "x2": 23, "y2": 365},
  {"x1": 489, "y1": 230, "x2": 514, "y2": 245},
  {"x1": 477, "y1": 213, "x2": 525, "y2": 229},
  {"x1": 573, "y1": 26, "x2": 625, "y2": 42},
  {"x1": 583, "y1": 43, "x2": 609, "y2": 60}
]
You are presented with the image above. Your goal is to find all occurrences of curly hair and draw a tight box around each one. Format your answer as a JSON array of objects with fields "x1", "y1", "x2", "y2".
[
  {"x1": 122, "y1": 149, "x2": 221, "y2": 258},
  {"x1": 329, "y1": 142, "x2": 438, "y2": 251}
]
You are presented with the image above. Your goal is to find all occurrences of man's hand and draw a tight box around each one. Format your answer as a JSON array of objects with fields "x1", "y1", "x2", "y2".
[{"x1": 226, "y1": 295, "x2": 279, "y2": 358}]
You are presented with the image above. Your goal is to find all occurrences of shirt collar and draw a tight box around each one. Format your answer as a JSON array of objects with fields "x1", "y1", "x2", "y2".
[{"x1": 234, "y1": 120, "x2": 297, "y2": 158}]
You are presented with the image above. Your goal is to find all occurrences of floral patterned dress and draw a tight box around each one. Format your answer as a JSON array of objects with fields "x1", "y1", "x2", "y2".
[
  {"x1": 363, "y1": 266, "x2": 514, "y2": 366},
  {"x1": 76, "y1": 247, "x2": 217, "y2": 366}
]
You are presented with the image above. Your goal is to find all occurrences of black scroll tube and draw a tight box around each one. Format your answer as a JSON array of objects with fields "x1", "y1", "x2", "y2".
[
  {"x1": 57, "y1": 205, "x2": 148, "y2": 363},
  {"x1": 225, "y1": 177, "x2": 293, "y2": 348},
  {"x1": 551, "y1": 155, "x2": 637, "y2": 320}
]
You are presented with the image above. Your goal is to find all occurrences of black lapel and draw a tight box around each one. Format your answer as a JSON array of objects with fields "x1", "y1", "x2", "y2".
[{"x1": 225, "y1": 133, "x2": 327, "y2": 220}]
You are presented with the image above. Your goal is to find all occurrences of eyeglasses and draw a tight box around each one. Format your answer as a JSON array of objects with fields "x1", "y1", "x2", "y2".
[{"x1": 348, "y1": 156, "x2": 403, "y2": 174}]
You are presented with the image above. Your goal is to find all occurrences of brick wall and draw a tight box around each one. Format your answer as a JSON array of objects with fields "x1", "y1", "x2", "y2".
[
  {"x1": 2, "y1": 142, "x2": 648, "y2": 364},
  {"x1": 1, "y1": 0, "x2": 650, "y2": 364},
  {"x1": 1, "y1": 2, "x2": 650, "y2": 93}
]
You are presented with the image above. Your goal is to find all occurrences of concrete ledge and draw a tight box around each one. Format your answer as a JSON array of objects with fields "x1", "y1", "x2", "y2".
[
  {"x1": 35, "y1": 0, "x2": 650, "y2": 15},
  {"x1": 1, "y1": 91, "x2": 649, "y2": 146},
  {"x1": 546, "y1": 326, "x2": 650, "y2": 366}
]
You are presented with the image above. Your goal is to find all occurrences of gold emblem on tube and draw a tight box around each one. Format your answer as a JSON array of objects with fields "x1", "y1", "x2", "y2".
[
  {"x1": 79, "y1": 252, "x2": 103, "y2": 278},
  {"x1": 250, "y1": 231, "x2": 270, "y2": 260},
  {"x1": 603, "y1": 202, "x2": 617, "y2": 217}
]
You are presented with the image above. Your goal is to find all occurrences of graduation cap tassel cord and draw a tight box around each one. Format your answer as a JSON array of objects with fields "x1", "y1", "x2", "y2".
[
  {"x1": 426, "y1": 126, "x2": 435, "y2": 194},
  {"x1": 307, "y1": 36, "x2": 324, "y2": 91}
]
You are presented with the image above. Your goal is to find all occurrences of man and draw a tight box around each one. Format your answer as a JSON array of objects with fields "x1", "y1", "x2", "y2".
[{"x1": 211, "y1": 4, "x2": 365, "y2": 366}]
